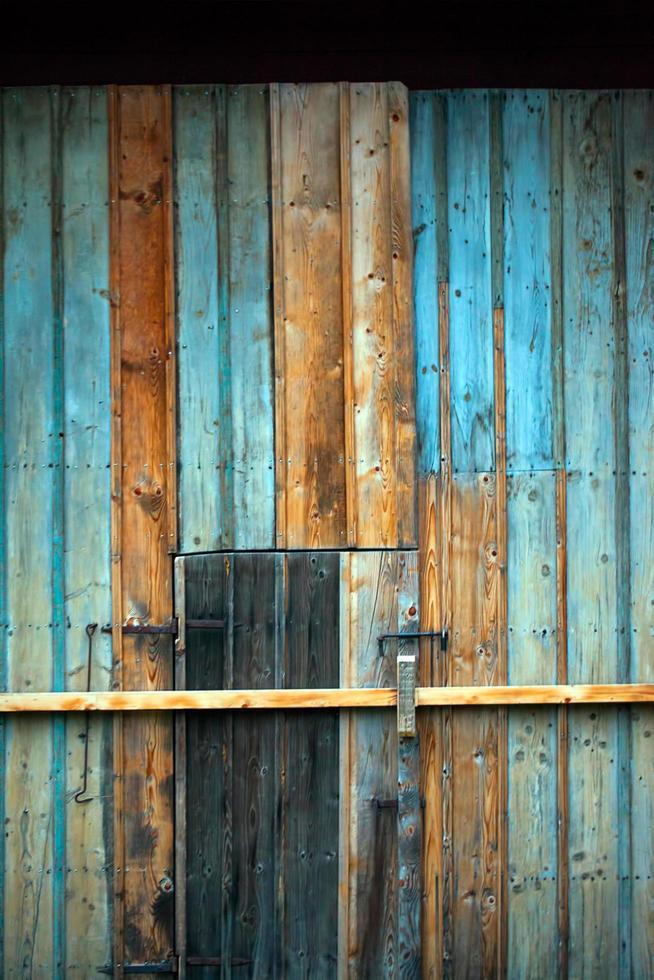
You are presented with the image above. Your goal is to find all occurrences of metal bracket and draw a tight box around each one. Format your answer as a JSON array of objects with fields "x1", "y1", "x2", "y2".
[
  {"x1": 377, "y1": 629, "x2": 447, "y2": 657},
  {"x1": 397, "y1": 653, "x2": 417, "y2": 737}
]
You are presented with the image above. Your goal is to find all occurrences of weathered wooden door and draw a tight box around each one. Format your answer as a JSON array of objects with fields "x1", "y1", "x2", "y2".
[{"x1": 174, "y1": 550, "x2": 420, "y2": 977}]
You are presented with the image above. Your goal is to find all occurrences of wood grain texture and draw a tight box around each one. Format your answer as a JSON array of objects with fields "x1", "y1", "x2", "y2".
[
  {"x1": 60, "y1": 85, "x2": 113, "y2": 977},
  {"x1": 447, "y1": 91, "x2": 494, "y2": 474},
  {"x1": 623, "y1": 88, "x2": 654, "y2": 976},
  {"x1": 563, "y1": 91, "x2": 621, "y2": 977},
  {"x1": 3, "y1": 86, "x2": 56, "y2": 977},
  {"x1": 110, "y1": 85, "x2": 176, "y2": 968},
  {"x1": 272, "y1": 83, "x2": 417, "y2": 549},
  {"x1": 175, "y1": 85, "x2": 274, "y2": 552},
  {"x1": 274, "y1": 84, "x2": 347, "y2": 549}
]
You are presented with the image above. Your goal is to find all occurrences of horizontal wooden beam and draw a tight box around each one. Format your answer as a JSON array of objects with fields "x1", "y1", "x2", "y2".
[{"x1": 0, "y1": 684, "x2": 651, "y2": 712}]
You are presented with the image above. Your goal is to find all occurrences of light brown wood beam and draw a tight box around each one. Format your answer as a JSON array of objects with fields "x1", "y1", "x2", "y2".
[{"x1": 0, "y1": 684, "x2": 652, "y2": 712}]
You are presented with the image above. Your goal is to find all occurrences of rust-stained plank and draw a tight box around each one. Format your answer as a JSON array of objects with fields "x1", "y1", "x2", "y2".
[{"x1": 109, "y1": 84, "x2": 176, "y2": 969}]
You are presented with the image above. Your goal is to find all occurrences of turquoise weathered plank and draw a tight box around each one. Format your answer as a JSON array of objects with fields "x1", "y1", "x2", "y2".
[
  {"x1": 623, "y1": 88, "x2": 654, "y2": 976},
  {"x1": 60, "y1": 87, "x2": 112, "y2": 975},
  {"x1": 447, "y1": 90, "x2": 494, "y2": 474},
  {"x1": 563, "y1": 90, "x2": 621, "y2": 977},
  {"x1": 503, "y1": 90, "x2": 554, "y2": 472},
  {"x1": 175, "y1": 85, "x2": 274, "y2": 552},
  {"x1": 410, "y1": 92, "x2": 440, "y2": 477},
  {"x1": 3, "y1": 86, "x2": 57, "y2": 976}
]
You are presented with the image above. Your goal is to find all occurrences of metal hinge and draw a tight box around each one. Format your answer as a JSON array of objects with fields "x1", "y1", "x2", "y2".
[
  {"x1": 101, "y1": 618, "x2": 225, "y2": 636},
  {"x1": 99, "y1": 959, "x2": 178, "y2": 975}
]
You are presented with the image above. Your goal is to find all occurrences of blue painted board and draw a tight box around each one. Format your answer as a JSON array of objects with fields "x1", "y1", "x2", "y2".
[
  {"x1": 447, "y1": 90, "x2": 494, "y2": 474},
  {"x1": 175, "y1": 85, "x2": 274, "y2": 552},
  {"x1": 60, "y1": 86, "x2": 112, "y2": 975},
  {"x1": 410, "y1": 91, "x2": 440, "y2": 477}
]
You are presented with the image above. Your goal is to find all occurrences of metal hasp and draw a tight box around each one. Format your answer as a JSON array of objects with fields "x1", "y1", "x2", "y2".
[
  {"x1": 377, "y1": 629, "x2": 447, "y2": 657},
  {"x1": 397, "y1": 654, "x2": 418, "y2": 738}
]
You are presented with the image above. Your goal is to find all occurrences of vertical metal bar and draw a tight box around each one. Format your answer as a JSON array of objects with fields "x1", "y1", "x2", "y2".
[{"x1": 0, "y1": 86, "x2": 6, "y2": 975}]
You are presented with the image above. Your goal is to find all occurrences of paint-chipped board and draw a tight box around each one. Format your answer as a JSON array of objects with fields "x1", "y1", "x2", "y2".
[
  {"x1": 562, "y1": 90, "x2": 622, "y2": 975},
  {"x1": 447, "y1": 91, "x2": 494, "y2": 474},
  {"x1": 447, "y1": 474, "x2": 499, "y2": 976},
  {"x1": 341, "y1": 550, "x2": 419, "y2": 976},
  {"x1": 2, "y1": 87, "x2": 57, "y2": 976},
  {"x1": 175, "y1": 85, "x2": 274, "y2": 552},
  {"x1": 110, "y1": 85, "x2": 176, "y2": 966},
  {"x1": 273, "y1": 83, "x2": 347, "y2": 549},
  {"x1": 624, "y1": 89, "x2": 654, "y2": 976},
  {"x1": 505, "y1": 474, "x2": 559, "y2": 974},
  {"x1": 281, "y1": 552, "x2": 340, "y2": 974},
  {"x1": 61, "y1": 86, "x2": 113, "y2": 976}
]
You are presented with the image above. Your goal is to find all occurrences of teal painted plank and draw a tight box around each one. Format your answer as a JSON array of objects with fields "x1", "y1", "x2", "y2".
[
  {"x1": 60, "y1": 87, "x2": 112, "y2": 975},
  {"x1": 175, "y1": 87, "x2": 224, "y2": 551},
  {"x1": 562, "y1": 91, "x2": 621, "y2": 977},
  {"x1": 3, "y1": 86, "x2": 56, "y2": 975},
  {"x1": 227, "y1": 86, "x2": 275, "y2": 548},
  {"x1": 410, "y1": 92, "x2": 440, "y2": 477},
  {"x1": 175, "y1": 84, "x2": 274, "y2": 552},
  {"x1": 447, "y1": 90, "x2": 494, "y2": 473},
  {"x1": 506, "y1": 473, "x2": 558, "y2": 975},
  {"x1": 503, "y1": 90, "x2": 554, "y2": 471},
  {"x1": 623, "y1": 89, "x2": 654, "y2": 975},
  {"x1": 51, "y1": 85, "x2": 66, "y2": 980}
]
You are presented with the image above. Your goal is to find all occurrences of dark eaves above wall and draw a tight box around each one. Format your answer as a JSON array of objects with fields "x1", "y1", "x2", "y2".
[{"x1": 1, "y1": 1, "x2": 653, "y2": 87}]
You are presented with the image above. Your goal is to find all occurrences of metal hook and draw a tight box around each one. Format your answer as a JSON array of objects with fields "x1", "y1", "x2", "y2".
[{"x1": 74, "y1": 623, "x2": 97, "y2": 804}]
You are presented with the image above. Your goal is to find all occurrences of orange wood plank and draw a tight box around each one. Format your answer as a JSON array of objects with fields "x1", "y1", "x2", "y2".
[{"x1": 109, "y1": 84, "x2": 176, "y2": 968}]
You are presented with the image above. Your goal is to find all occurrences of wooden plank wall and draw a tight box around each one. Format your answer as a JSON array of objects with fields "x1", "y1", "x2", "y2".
[
  {"x1": 175, "y1": 82, "x2": 417, "y2": 552},
  {"x1": 1, "y1": 87, "x2": 113, "y2": 977},
  {"x1": 411, "y1": 88, "x2": 654, "y2": 977}
]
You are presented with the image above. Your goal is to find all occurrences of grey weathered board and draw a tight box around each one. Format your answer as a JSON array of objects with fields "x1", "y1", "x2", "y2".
[{"x1": 181, "y1": 551, "x2": 419, "y2": 976}]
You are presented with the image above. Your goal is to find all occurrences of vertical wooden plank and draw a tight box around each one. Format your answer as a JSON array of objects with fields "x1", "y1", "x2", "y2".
[
  {"x1": 563, "y1": 90, "x2": 620, "y2": 978},
  {"x1": 343, "y1": 551, "x2": 419, "y2": 976},
  {"x1": 175, "y1": 86, "x2": 224, "y2": 551},
  {"x1": 184, "y1": 555, "x2": 228, "y2": 974},
  {"x1": 502, "y1": 89, "x2": 560, "y2": 977},
  {"x1": 447, "y1": 90, "x2": 494, "y2": 474},
  {"x1": 623, "y1": 89, "x2": 654, "y2": 977},
  {"x1": 229, "y1": 553, "x2": 277, "y2": 973},
  {"x1": 503, "y1": 90, "x2": 554, "y2": 473},
  {"x1": 274, "y1": 83, "x2": 346, "y2": 549},
  {"x1": 110, "y1": 85, "x2": 176, "y2": 967},
  {"x1": 397, "y1": 561, "x2": 420, "y2": 978},
  {"x1": 350, "y1": 84, "x2": 398, "y2": 547},
  {"x1": 449, "y1": 474, "x2": 499, "y2": 977},
  {"x1": 175, "y1": 85, "x2": 274, "y2": 553},
  {"x1": 388, "y1": 82, "x2": 417, "y2": 548},
  {"x1": 282, "y1": 552, "x2": 340, "y2": 974},
  {"x1": 411, "y1": 91, "x2": 440, "y2": 478},
  {"x1": 61, "y1": 85, "x2": 113, "y2": 975},
  {"x1": 3, "y1": 86, "x2": 56, "y2": 976},
  {"x1": 340, "y1": 84, "x2": 357, "y2": 549},
  {"x1": 173, "y1": 557, "x2": 186, "y2": 980},
  {"x1": 227, "y1": 85, "x2": 275, "y2": 549}
]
